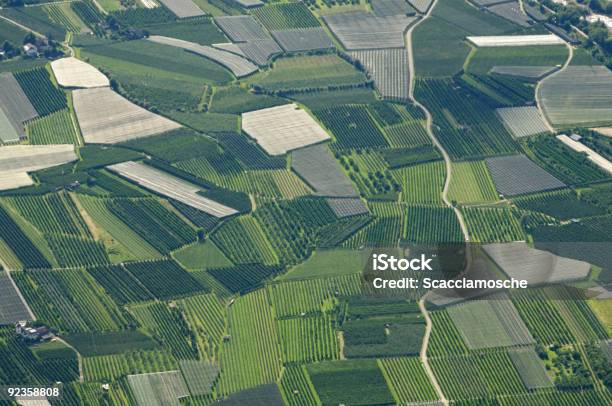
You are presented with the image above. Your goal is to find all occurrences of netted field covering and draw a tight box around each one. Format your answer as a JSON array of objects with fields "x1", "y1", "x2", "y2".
[
  {"x1": 291, "y1": 144, "x2": 358, "y2": 197},
  {"x1": 0, "y1": 144, "x2": 77, "y2": 174},
  {"x1": 242, "y1": 103, "x2": 330, "y2": 155},
  {"x1": 214, "y1": 15, "x2": 270, "y2": 42},
  {"x1": 371, "y1": 0, "x2": 415, "y2": 16},
  {"x1": 508, "y1": 347, "x2": 553, "y2": 389},
  {"x1": 447, "y1": 295, "x2": 534, "y2": 349},
  {"x1": 27, "y1": 109, "x2": 80, "y2": 145},
  {"x1": 157, "y1": 0, "x2": 204, "y2": 18},
  {"x1": 73, "y1": 87, "x2": 181, "y2": 144},
  {"x1": 216, "y1": 290, "x2": 282, "y2": 394},
  {"x1": 485, "y1": 154, "x2": 565, "y2": 196},
  {"x1": 237, "y1": 39, "x2": 282, "y2": 66},
  {"x1": 107, "y1": 161, "x2": 237, "y2": 218},
  {"x1": 252, "y1": 2, "x2": 319, "y2": 30},
  {"x1": 496, "y1": 106, "x2": 549, "y2": 138},
  {"x1": 379, "y1": 357, "x2": 439, "y2": 404},
  {"x1": 498, "y1": 390, "x2": 612, "y2": 406},
  {"x1": 13, "y1": 268, "x2": 130, "y2": 333},
  {"x1": 448, "y1": 160, "x2": 498, "y2": 203},
  {"x1": 0, "y1": 270, "x2": 32, "y2": 324},
  {"x1": 127, "y1": 370, "x2": 189, "y2": 406},
  {"x1": 467, "y1": 35, "x2": 565, "y2": 47},
  {"x1": 326, "y1": 198, "x2": 368, "y2": 218},
  {"x1": 349, "y1": 49, "x2": 409, "y2": 100},
  {"x1": 179, "y1": 360, "x2": 218, "y2": 396},
  {"x1": 483, "y1": 241, "x2": 591, "y2": 284},
  {"x1": 462, "y1": 207, "x2": 524, "y2": 243},
  {"x1": 487, "y1": 1, "x2": 531, "y2": 27},
  {"x1": 408, "y1": 0, "x2": 433, "y2": 13},
  {"x1": 540, "y1": 66, "x2": 612, "y2": 127},
  {"x1": 0, "y1": 72, "x2": 38, "y2": 142},
  {"x1": 271, "y1": 28, "x2": 333, "y2": 52},
  {"x1": 147, "y1": 36, "x2": 257, "y2": 78},
  {"x1": 50, "y1": 57, "x2": 109, "y2": 89},
  {"x1": 323, "y1": 12, "x2": 416, "y2": 50}
]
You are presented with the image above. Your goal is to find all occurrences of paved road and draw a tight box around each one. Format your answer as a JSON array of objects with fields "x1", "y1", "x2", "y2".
[{"x1": 404, "y1": 2, "x2": 457, "y2": 405}]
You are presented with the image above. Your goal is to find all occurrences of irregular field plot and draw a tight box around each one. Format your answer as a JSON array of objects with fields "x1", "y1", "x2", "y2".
[
  {"x1": 178, "y1": 360, "x2": 219, "y2": 396},
  {"x1": 214, "y1": 15, "x2": 270, "y2": 42},
  {"x1": 487, "y1": 2, "x2": 531, "y2": 27},
  {"x1": 271, "y1": 28, "x2": 333, "y2": 52},
  {"x1": 306, "y1": 359, "x2": 394, "y2": 406},
  {"x1": 147, "y1": 35, "x2": 257, "y2": 78},
  {"x1": 447, "y1": 295, "x2": 534, "y2": 349},
  {"x1": 0, "y1": 144, "x2": 77, "y2": 173},
  {"x1": 483, "y1": 241, "x2": 591, "y2": 284},
  {"x1": 50, "y1": 57, "x2": 109, "y2": 88},
  {"x1": 508, "y1": 347, "x2": 553, "y2": 389},
  {"x1": 497, "y1": 106, "x2": 549, "y2": 138},
  {"x1": 0, "y1": 270, "x2": 32, "y2": 324},
  {"x1": 107, "y1": 161, "x2": 237, "y2": 218},
  {"x1": 291, "y1": 144, "x2": 358, "y2": 197},
  {"x1": 252, "y1": 2, "x2": 319, "y2": 30},
  {"x1": 448, "y1": 160, "x2": 498, "y2": 203},
  {"x1": 127, "y1": 370, "x2": 189, "y2": 406},
  {"x1": 157, "y1": 0, "x2": 204, "y2": 18},
  {"x1": 323, "y1": 12, "x2": 416, "y2": 50},
  {"x1": 378, "y1": 357, "x2": 438, "y2": 404},
  {"x1": 248, "y1": 54, "x2": 367, "y2": 92},
  {"x1": 485, "y1": 154, "x2": 565, "y2": 196},
  {"x1": 326, "y1": 198, "x2": 368, "y2": 218},
  {"x1": 540, "y1": 66, "x2": 612, "y2": 127},
  {"x1": 242, "y1": 103, "x2": 330, "y2": 156},
  {"x1": 0, "y1": 72, "x2": 38, "y2": 141},
  {"x1": 72, "y1": 87, "x2": 181, "y2": 144},
  {"x1": 349, "y1": 49, "x2": 409, "y2": 100}
]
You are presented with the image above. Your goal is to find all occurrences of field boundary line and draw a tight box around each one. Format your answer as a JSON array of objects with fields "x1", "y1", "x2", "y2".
[{"x1": 0, "y1": 14, "x2": 44, "y2": 37}]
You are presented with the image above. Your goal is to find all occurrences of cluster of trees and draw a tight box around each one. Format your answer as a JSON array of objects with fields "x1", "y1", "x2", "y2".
[
  {"x1": 1, "y1": 32, "x2": 61, "y2": 60},
  {"x1": 541, "y1": 0, "x2": 612, "y2": 67}
]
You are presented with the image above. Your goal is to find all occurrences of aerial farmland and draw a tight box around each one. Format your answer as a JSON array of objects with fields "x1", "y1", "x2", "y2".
[{"x1": 0, "y1": 0, "x2": 610, "y2": 404}]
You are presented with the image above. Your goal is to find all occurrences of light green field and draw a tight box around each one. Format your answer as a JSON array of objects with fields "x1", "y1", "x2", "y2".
[
  {"x1": 279, "y1": 249, "x2": 369, "y2": 280},
  {"x1": 448, "y1": 161, "x2": 498, "y2": 204},
  {"x1": 173, "y1": 240, "x2": 232, "y2": 270}
]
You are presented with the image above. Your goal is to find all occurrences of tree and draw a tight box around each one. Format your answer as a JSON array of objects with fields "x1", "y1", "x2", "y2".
[{"x1": 22, "y1": 32, "x2": 36, "y2": 45}]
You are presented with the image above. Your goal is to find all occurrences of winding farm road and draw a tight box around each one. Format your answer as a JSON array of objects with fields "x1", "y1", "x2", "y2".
[
  {"x1": 535, "y1": 42, "x2": 574, "y2": 132},
  {"x1": 404, "y1": 1, "x2": 465, "y2": 405}
]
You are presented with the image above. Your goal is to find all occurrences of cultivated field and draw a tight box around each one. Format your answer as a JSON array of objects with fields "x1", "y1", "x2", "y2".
[
  {"x1": 271, "y1": 28, "x2": 333, "y2": 52},
  {"x1": 157, "y1": 0, "x2": 204, "y2": 18},
  {"x1": 290, "y1": 143, "x2": 358, "y2": 197},
  {"x1": 496, "y1": 106, "x2": 549, "y2": 138},
  {"x1": 51, "y1": 57, "x2": 110, "y2": 88},
  {"x1": 349, "y1": 49, "x2": 409, "y2": 100},
  {"x1": 540, "y1": 66, "x2": 612, "y2": 127},
  {"x1": 485, "y1": 154, "x2": 566, "y2": 196},
  {"x1": 0, "y1": 72, "x2": 38, "y2": 142},
  {"x1": 72, "y1": 87, "x2": 181, "y2": 144},
  {"x1": 242, "y1": 103, "x2": 330, "y2": 155}
]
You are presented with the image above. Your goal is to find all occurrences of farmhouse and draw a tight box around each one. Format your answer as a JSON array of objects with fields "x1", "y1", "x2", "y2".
[{"x1": 15, "y1": 321, "x2": 53, "y2": 342}]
